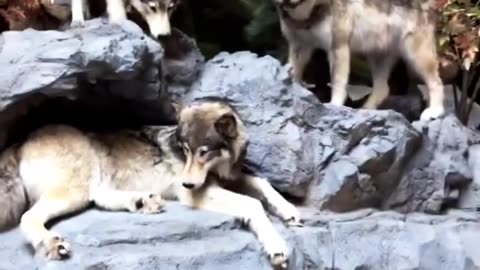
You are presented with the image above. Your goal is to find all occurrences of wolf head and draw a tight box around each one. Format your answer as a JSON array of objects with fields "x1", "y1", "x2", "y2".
[
  {"x1": 173, "y1": 98, "x2": 248, "y2": 190},
  {"x1": 130, "y1": 0, "x2": 181, "y2": 38},
  {"x1": 272, "y1": 0, "x2": 320, "y2": 20}
]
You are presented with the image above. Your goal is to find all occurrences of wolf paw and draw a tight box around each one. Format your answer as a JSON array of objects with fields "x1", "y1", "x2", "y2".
[
  {"x1": 70, "y1": 19, "x2": 85, "y2": 28},
  {"x1": 280, "y1": 204, "x2": 303, "y2": 227},
  {"x1": 286, "y1": 64, "x2": 315, "y2": 89},
  {"x1": 41, "y1": 233, "x2": 70, "y2": 260},
  {"x1": 108, "y1": 14, "x2": 128, "y2": 24},
  {"x1": 420, "y1": 106, "x2": 445, "y2": 121},
  {"x1": 300, "y1": 81, "x2": 316, "y2": 89},
  {"x1": 134, "y1": 194, "x2": 165, "y2": 214},
  {"x1": 285, "y1": 213, "x2": 303, "y2": 228},
  {"x1": 264, "y1": 236, "x2": 289, "y2": 269}
]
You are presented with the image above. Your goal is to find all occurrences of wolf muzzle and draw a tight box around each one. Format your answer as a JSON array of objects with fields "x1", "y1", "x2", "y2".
[{"x1": 145, "y1": 11, "x2": 172, "y2": 38}]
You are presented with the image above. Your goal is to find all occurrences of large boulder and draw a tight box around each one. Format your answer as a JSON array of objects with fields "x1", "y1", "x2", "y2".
[
  {"x1": 385, "y1": 115, "x2": 480, "y2": 213},
  {"x1": 171, "y1": 51, "x2": 480, "y2": 214},
  {"x1": 170, "y1": 51, "x2": 419, "y2": 212},
  {"x1": 0, "y1": 18, "x2": 204, "y2": 149},
  {"x1": 0, "y1": 18, "x2": 163, "y2": 104}
]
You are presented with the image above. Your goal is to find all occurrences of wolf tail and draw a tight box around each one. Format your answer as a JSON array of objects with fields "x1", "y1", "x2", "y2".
[{"x1": 0, "y1": 146, "x2": 28, "y2": 231}]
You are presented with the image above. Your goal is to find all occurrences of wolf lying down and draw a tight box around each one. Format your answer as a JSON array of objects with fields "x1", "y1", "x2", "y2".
[{"x1": 0, "y1": 98, "x2": 301, "y2": 268}]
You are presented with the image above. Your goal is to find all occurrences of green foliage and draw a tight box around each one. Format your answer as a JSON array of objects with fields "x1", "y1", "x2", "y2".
[{"x1": 244, "y1": 1, "x2": 287, "y2": 60}]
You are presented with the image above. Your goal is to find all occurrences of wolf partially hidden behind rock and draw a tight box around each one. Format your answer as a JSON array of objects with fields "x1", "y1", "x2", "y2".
[
  {"x1": 274, "y1": 0, "x2": 446, "y2": 121},
  {"x1": 0, "y1": 98, "x2": 301, "y2": 269},
  {"x1": 70, "y1": 0, "x2": 181, "y2": 38}
]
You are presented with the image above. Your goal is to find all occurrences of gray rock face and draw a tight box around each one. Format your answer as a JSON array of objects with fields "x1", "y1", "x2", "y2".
[
  {"x1": 0, "y1": 18, "x2": 164, "y2": 105},
  {"x1": 386, "y1": 115, "x2": 480, "y2": 213},
  {"x1": 0, "y1": 19, "x2": 203, "y2": 150},
  {"x1": 458, "y1": 144, "x2": 480, "y2": 209},
  {"x1": 1, "y1": 206, "x2": 480, "y2": 270},
  {"x1": 173, "y1": 51, "x2": 423, "y2": 212}
]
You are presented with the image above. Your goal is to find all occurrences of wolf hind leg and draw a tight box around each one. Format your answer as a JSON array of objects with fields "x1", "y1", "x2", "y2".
[
  {"x1": 362, "y1": 54, "x2": 397, "y2": 109},
  {"x1": 92, "y1": 187, "x2": 165, "y2": 214},
  {"x1": 19, "y1": 191, "x2": 90, "y2": 260},
  {"x1": 402, "y1": 30, "x2": 445, "y2": 120},
  {"x1": 287, "y1": 43, "x2": 315, "y2": 89},
  {"x1": 179, "y1": 185, "x2": 290, "y2": 269}
]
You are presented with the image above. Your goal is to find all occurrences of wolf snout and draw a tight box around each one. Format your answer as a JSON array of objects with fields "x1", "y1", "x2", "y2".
[
  {"x1": 156, "y1": 33, "x2": 171, "y2": 41},
  {"x1": 182, "y1": 182, "x2": 196, "y2": 189}
]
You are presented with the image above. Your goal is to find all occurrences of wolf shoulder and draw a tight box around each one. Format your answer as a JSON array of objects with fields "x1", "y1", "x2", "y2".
[{"x1": 280, "y1": 0, "x2": 437, "y2": 51}]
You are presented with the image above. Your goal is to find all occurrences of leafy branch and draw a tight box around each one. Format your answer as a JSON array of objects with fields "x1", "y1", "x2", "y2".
[{"x1": 435, "y1": 0, "x2": 480, "y2": 124}]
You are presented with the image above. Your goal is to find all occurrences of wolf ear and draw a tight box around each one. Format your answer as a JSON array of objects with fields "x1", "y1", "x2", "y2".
[
  {"x1": 171, "y1": 102, "x2": 182, "y2": 115},
  {"x1": 215, "y1": 113, "x2": 238, "y2": 139}
]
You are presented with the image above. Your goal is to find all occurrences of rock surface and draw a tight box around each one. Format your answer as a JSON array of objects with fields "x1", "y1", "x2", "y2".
[
  {"x1": 0, "y1": 19, "x2": 204, "y2": 149},
  {"x1": 459, "y1": 144, "x2": 480, "y2": 209},
  {"x1": 0, "y1": 18, "x2": 164, "y2": 106},
  {"x1": 386, "y1": 115, "x2": 480, "y2": 213},
  {"x1": 1, "y1": 206, "x2": 480, "y2": 270}
]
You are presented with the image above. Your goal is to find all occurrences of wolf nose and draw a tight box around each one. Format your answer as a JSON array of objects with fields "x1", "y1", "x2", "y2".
[
  {"x1": 182, "y1": 183, "x2": 195, "y2": 189},
  {"x1": 157, "y1": 34, "x2": 171, "y2": 41}
]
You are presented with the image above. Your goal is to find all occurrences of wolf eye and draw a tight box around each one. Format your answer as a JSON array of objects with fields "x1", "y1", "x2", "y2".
[{"x1": 198, "y1": 147, "x2": 209, "y2": 157}]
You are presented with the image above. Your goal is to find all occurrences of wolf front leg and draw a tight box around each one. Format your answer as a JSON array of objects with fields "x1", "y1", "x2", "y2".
[
  {"x1": 328, "y1": 13, "x2": 353, "y2": 106},
  {"x1": 180, "y1": 185, "x2": 290, "y2": 269},
  {"x1": 92, "y1": 187, "x2": 165, "y2": 214},
  {"x1": 287, "y1": 42, "x2": 315, "y2": 89},
  {"x1": 106, "y1": 0, "x2": 128, "y2": 23},
  {"x1": 243, "y1": 174, "x2": 302, "y2": 227},
  {"x1": 70, "y1": 0, "x2": 87, "y2": 27},
  {"x1": 329, "y1": 43, "x2": 351, "y2": 106},
  {"x1": 362, "y1": 54, "x2": 397, "y2": 109}
]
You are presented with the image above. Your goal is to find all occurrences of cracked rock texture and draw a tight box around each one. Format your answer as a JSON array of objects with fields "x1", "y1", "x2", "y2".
[
  {"x1": 0, "y1": 19, "x2": 204, "y2": 149},
  {"x1": 1, "y1": 206, "x2": 480, "y2": 270},
  {"x1": 386, "y1": 115, "x2": 480, "y2": 213},
  {"x1": 0, "y1": 18, "x2": 164, "y2": 105}
]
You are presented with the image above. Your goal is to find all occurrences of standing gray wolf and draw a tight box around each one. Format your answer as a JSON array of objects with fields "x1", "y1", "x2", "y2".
[
  {"x1": 274, "y1": 0, "x2": 446, "y2": 121},
  {"x1": 70, "y1": 0, "x2": 181, "y2": 38},
  {"x1": 0, "y1": 98, "x2": 301, "y2": 269}
]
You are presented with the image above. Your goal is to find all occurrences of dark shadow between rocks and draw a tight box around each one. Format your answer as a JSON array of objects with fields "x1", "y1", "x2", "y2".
[{"x1": 0, "y1": 88, "x2": 177, "y2": 152}]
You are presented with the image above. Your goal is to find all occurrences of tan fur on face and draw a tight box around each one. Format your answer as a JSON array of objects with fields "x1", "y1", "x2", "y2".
[
  {"x1": 177, "y1": 101, "x2": 248, "y2": 188},
  {"x1": 179, "y1": 101, "x2": 248, "y2": 163}
]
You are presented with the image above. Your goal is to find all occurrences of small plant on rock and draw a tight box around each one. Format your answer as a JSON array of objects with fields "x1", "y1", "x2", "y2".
[{"x1": 436, "y1": 0, "x2": 480, "y2": 124}]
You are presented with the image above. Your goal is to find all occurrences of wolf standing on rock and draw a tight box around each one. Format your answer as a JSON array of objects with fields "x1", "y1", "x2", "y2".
[
  {"x1": 0, "y1": 98, "x2": 301, "y2": 269},
  {"x1": 274, "y1": 0, "x2": 446, "y2": 121}
]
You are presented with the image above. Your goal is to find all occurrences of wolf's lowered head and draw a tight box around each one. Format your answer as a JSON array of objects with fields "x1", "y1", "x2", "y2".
[
  {"x1": 173, "y1": 99, "x2": 248, "y2": 190},
  {"x1": 130, "y1": 0, "x2": 181, "y2": 38}
]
